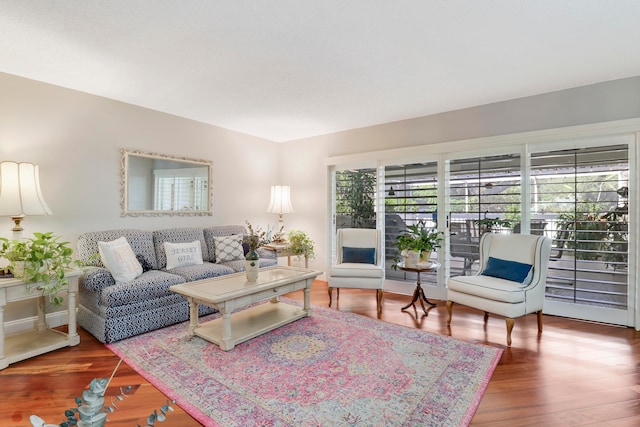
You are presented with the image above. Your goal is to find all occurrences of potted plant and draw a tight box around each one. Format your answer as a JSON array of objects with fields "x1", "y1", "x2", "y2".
[
  {"x1": 287, "y1": 229, "x2": 315, "y2": 261},
  {"x1": 393, "y1": 224, "x2": 443, "y2": 269},
  {"x1": 0, "y1": 232, "x2": 76, "y2": 306},
  {"x1": 0, "y1": 239, "x2": 30, "y2": 277}
]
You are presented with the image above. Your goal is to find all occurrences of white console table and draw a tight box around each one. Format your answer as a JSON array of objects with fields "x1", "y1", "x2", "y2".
[{"x1": 0, "y1": 270, "x2": 81, "y2": 370}]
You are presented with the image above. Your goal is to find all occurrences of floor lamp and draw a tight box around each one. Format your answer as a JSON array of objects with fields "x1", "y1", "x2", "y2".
[{"x1": 0, "y1": 161, "x2": 53, "y2": 240}]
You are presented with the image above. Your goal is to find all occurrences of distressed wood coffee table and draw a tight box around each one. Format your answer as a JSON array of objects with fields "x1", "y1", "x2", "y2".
[{"x1": 170, "y1": 266, "x2": 320, "y2": 350}]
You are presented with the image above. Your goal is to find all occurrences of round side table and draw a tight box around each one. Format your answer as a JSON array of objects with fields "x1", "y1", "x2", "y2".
[{"x1": 397, "y1": 262, "x2": 440, "y2": 315}]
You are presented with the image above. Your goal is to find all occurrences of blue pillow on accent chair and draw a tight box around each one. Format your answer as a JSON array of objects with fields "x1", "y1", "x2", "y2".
[
  {"x1": 481, "y1": 256, "x2": 533, "y2": 283},
  {"x1": 342, "y1": 247, "x2": 376, "y2": 264}
]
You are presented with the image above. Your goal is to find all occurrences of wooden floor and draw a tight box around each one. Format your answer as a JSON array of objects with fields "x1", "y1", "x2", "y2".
[{"x1": 2, "y1": 280, "x2": 639, "y2": 426}]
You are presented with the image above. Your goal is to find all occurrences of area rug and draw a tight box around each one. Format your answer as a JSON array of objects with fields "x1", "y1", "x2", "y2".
[{"x1": 106, "y1": 300, "x2": 502, "y2": 426}]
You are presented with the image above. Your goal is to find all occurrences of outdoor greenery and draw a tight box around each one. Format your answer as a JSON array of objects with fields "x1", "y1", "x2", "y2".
[{"x1": 336, "y1": 169, "x2": 376, "y2": 228}]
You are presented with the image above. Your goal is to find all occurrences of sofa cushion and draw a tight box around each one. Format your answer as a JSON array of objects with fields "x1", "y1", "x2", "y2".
[
  {"x1": 153, "y1": 228, "x2": 209, "y2": 269},
  {"x1": 330, "y1": 263, "x2": 384, "y2": 279},
  {"x1": 98, "y1": 237, "x2": 143, "y2": 283},
  {"x1": 164, "y1": 241, "x2": 204, "y2": 270},
  {"x1": 219, "y1": 257, "x2": 278, "y2": 273},
  {"x1": 77, "y1": 229, "x2": 159, "y2": 270},
  {"x1": 447, "y1": 274, "x2": 525, "y2": 304},
  {"x1": 213, "y1": 235, "x2": 244, "y2": 263},
  {"x1": 99, "y1": 269, "x2": 187, "y2": 307},
  {"x1": 163, "y1": 262, "x2": 235, "y2": 282}
]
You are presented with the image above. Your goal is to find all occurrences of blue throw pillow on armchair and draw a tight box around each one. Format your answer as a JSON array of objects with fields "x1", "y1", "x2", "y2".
[
  {"x1": 342, "y1": 247, "x2": 376, "y2": 264},
  {"x1": 481, "y1": 256, "x2": 533, "y2": 283}
]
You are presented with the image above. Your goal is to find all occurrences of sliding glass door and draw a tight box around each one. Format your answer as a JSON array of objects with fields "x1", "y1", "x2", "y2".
[
  {"x1": 448, "y1": 154, "x2": 521, "y2": 276},
  {"x1": 531, "y1": 144, "x2": 630, "y2": 322},
  {"x1": 329, "y1": 134, "x2": 634, "y2": 326}
]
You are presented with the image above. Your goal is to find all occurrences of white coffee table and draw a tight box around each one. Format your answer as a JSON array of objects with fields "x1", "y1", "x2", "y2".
[{"x1": 170, "y1": 266, "x2": 321, "y2": 350}]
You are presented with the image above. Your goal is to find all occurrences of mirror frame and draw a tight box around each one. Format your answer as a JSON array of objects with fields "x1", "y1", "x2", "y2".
[{"x1": 120, "y1": 148, "x2": 213, "y2": 217}]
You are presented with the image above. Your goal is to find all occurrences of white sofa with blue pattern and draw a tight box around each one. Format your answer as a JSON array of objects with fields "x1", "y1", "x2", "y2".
[{"x1": 75, "y1": 225, "x2": 277, "y2": 343}]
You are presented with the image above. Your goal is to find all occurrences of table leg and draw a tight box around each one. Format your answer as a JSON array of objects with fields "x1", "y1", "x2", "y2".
[
  {"x1": 401, "y1": 272, "x2": 436, "y2": 315},
  {"x1": 221, "y1": 311, "x2": 234, "y2": 350},
  {"x1": 303, "y1": 282, "x2": 311, "y2": 312},
  {"x1": 0, "y1": 304, "x2": 6, "y2": 370},
  {"x1": 187, "y1": 298, "x2": 199, "y2": 335},
  {"x1": 67, "y1": 283, "x2": 80, "y2": 346}
]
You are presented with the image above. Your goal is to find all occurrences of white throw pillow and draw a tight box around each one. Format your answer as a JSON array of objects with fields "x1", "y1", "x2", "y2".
[
  {"x1": 164, "y1": 241, "x2": 204, "y2": 270},
  {"x1": 98, "y1": 237, "x2": 143, "y2": 283},
  {"x1": 214, "y1": 235, "x2": 244, "y2": 263}
]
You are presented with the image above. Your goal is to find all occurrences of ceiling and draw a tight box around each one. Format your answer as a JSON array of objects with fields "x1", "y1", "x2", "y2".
[{"x1": 1, "y1": 1, "x2": 640, "y2": 143}]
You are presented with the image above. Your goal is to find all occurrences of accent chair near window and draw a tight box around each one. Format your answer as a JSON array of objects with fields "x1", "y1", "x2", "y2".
[
  {"x1": 447, "y1": 232, "x2": 552, "y2": 346},
  {"x1": 328, "y1": 228, "x2": 384, "y2": 314}
]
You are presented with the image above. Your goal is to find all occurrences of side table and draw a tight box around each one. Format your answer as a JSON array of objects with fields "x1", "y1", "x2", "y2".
[
  {"x1": 397, "y1": 262, "x2": 440, "y2": 315},
  {"x1": 263, "y1": 243, "x2": 309, "y2": 268},
  {"x1": 0, "y1": 269, "x2": 81, "y2": 370}
]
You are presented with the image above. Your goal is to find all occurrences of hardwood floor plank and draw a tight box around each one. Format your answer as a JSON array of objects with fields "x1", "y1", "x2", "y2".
[{"x1": 1, "y1": 280, "x2": 638, "y2": 426}]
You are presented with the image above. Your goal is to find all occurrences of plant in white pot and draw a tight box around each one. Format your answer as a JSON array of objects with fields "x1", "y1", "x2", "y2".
[
  {"x1": 392, "y1": 224, "x2": 443, "y2": 269},
  {"x1": 0, "y1": 238, "x2": 30, "y2": 277},
  {"x1": 0, "y1": 232, "x2": 76, "y2": 306},
  {"x1": 287, "y1": 229, "x2": 315, "y2": 263}
]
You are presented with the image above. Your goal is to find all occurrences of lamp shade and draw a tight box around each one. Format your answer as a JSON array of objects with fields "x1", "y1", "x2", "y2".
[
  {"x1": 0, "y1": 162, "x2": 53, "y2": 217},
  {"x1": 267, "y1": 185, "x2": 293, "y2": 215}
]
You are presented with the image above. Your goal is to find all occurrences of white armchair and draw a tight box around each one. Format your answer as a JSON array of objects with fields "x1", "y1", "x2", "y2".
[
  {"x1": 446, "y1": 233, "x2": 552, "y2": 346},
  {"x1": 328, "y1": 228, "x2": 385, "y2": 314}
]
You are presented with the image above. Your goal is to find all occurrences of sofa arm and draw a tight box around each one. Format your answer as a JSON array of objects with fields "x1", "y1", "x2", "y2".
[
  {"x1": 80, "y1": 267, "x2": 116, "y2": 291},
  {"x1": 257, "y1": 246, "x2": 277, "y2": 260}
]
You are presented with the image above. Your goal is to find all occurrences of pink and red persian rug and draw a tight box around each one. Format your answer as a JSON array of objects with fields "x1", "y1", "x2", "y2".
[{"x1": 107, "y1": 300, "x2": 502, "y2": 426}]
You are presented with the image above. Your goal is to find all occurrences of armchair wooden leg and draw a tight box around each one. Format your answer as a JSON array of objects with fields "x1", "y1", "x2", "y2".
[
  {"x1": 506, "y1": 318, "x2": 515, "y2": 347},
  {"x1": 446, "y1": 301, "x2": 453, "y2": 325},
  {"x1": 537, "y1": 310, "x2": 543, "y2": 332},
  {"x1": 328, "y1": 287, "x2": 333, "y2": 307}
]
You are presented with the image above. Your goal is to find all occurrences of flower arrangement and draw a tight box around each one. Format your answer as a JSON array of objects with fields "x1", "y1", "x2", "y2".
[{"x1": 245, "y1": 221, "x2": 285, "y2": 252}]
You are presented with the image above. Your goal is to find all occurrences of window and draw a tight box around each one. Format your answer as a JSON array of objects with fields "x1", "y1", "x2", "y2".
[
  {"x1": 384, "y1": 162, "x2": 438, "y2": 282},
  {"x1": 532, "y1": 145, "x2": 629, "y2": 309},
  {"x1": 335, "y1": 169, "x2": 377, "y2": 230},
  {"x1": 448, "y1": 154, "x2": 521, "y2": 275}
]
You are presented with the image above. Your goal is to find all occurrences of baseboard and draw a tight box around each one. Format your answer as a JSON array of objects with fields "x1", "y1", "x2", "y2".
[{"x1": 3, "y1": 310, "x2": 70, "y2": 336}]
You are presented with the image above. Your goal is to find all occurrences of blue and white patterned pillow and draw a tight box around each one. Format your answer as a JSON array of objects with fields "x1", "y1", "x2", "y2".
[{"x1": 213, "y1": 235, "x2": 244, "y2": 263}]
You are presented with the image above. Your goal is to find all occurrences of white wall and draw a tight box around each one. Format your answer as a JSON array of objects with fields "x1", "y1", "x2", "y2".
[
  {"x1": 0, "y1": 72, "x2": 281, "y2": 321},
  {"x1": 2, "y1": 72, "x2": 640, "y2": 324},
  {"x1": 280, "y1": 76, "x2": 640, "y2": 272}
]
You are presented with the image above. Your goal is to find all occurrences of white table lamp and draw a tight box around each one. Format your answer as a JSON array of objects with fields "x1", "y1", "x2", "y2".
[
  {"x1": 0, "y1": 161, "x2": 53, "y2": 240},
  {"x1": 267, "y1": 185, "x2": 293, "y2": 225}
]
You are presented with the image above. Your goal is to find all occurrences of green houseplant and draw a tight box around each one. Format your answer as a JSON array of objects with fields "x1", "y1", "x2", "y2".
[
  {"x1": 392, "y1": 224, "x2": 443, "y2": 269},
  {"x1": 287, "y1": 229, "x2": 315, "y2": 260},
  {"x1": 0, "y1": 232, "x2": 76, "y2": 306}
]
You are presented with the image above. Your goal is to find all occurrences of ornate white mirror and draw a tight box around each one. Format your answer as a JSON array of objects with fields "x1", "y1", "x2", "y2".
[{"x1": 121, "y1": 149, "x2": 213, "y2": 216}]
